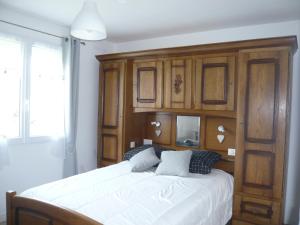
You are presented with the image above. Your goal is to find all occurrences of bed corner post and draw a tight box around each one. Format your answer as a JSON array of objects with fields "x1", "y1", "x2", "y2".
[{"x1": 6, "y1": 191, "x2": 16, "y2": 225}]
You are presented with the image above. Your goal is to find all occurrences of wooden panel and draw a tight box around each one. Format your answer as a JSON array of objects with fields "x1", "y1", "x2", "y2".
[
  {"x1": 133, "y1": 60, "x2": 163, "y2": 108},
  {"x1": 243, "y1": 151, "x2": 274, "y2": 189},
  {"x1": 195, "y1": 55, "x2": 235, "y2": 111},
  {"x1": 202, "y1": 63, "x2": 228, "y2": 104},
  {"x1": 245, "y1": 59, "x2": 278, "y2": 143},
  {"x1": 232, "y1": 219, "x2": 255, "y2": 225},
  {"x1": 98, "y1": 160, "x2": 115, "y2": 168},
  {"x1": 122, "y1": 59, "x2": 147, "y2": 152},
  {"x1": 98, "y1": 61, "x2": 125, "y2": 167},
  {"x1": 241, "y1": 201, "x2": 273, "y2": 219},
  {"x1": 102, "y1": 134, "x2": 118, "y2": 163},
  {"x1": 53, "y1": 221, "x2": 64, "y2": 225},
  {"x1": 205, "y1": 117, "x2": 236, "y2": 151},
  {"x1": 234, "y1": 195, "x2": 281, "y2": 225},
  {"x1": 145, "y1": 113, "x2": 172, "y2": 145},
  {"x1": 18, "y1": 209, "x2": 51, "y2": 225},
  {"x1": 102, "y1": 68, "x2": 120, "y2": 128},
  {"x1": 234, "y1": 47, "x2": 291, "y2": 225},
  {"x1": 214, "y1": 159, "x2": 235, "y2": 174},
  {"x1": 164, "y1": 58, "x2": 192, "y2": 109},
  {"x1": 137, "y1": 68, "x2": 156, "y2": 102}
]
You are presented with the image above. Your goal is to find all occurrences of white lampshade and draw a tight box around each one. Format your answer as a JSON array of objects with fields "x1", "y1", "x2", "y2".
[{"x1": 71, "y1": 0, "x2": 107, "y2": 41}]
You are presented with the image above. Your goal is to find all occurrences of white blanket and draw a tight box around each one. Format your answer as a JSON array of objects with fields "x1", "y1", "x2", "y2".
[{"x1": 21, "y1": 161, "x2": 233, "y2": 225}]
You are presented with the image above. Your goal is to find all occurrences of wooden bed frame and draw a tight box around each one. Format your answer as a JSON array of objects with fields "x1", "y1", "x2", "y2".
[{"x1": 6, "y1": 191, "x2": 103, "y2": 225}]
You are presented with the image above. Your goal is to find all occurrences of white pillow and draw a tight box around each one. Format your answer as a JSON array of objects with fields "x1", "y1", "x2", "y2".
[
  {"x1": 129, "y1": 147, "x2": 160, "y2": 172},
  {"x1": 156, "y1": 150, "x2": 192, "y2": 177}
]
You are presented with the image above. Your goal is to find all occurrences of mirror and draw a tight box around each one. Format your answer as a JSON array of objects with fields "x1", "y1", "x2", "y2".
[{"x1": 176, "y1": 115, "x2": 200, "y2": 147}]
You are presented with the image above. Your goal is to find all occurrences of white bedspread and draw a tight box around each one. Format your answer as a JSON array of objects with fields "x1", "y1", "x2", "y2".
[{"x1": 21, "y1": 161, "x2": 233, "y2": 225}]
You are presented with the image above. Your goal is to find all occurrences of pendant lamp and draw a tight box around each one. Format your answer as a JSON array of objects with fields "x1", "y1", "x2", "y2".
[{"x1": 71, "y1": 0, "x2": 107, "y2": 41}]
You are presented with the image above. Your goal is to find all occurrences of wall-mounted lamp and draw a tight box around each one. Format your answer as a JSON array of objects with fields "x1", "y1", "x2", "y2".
[
  {"x1": 151, "y1": 121, "x2": 161, "y2": 128},
  {"x1": 151, "y1": 121, "x2": 162, "y2": 137},
  {"x1": 217, "y1": 125, "x2": 225, "y2": 143},
  {"x1": 217, "y1": 125, "x2": 225, "y2": 133}
]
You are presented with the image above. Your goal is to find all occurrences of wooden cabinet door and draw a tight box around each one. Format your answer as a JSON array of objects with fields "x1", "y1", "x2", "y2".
[
  {"x1": 133, "y1": 60, "x2": 163, "y2": 108},
  {"x1": 164, "y1": 57, "x2": 192, "y2": 109},
  {"x1": 234, "y1": 47, "x2": 290, "y2": 225},
  {"x1": 194, "y1": 55, "x2": 235, "y2": 111},
  {"x1": 98, "y1": 61, "x2": 125, "y2": 167}
]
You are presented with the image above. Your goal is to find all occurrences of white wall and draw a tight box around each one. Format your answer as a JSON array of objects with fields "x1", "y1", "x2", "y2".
[
  {"x1": 110, "y1": 20, "x2": 300, "y2": 225},
  {"x1": 0, "y1": 141, "x2": 65, "y2": 221},
  {"x1": 285, "y1": 22, "x2": 300, "y2": 225},
  {"x1": 113, "y1": 20, "x2": 300, "y2": 52}
]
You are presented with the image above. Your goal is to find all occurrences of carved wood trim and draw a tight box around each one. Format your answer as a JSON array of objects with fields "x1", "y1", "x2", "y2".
[
  {"x1": 171, "y1": 62, "x2": 185, "y2": 104},
  {"x1": 240, "y1": 201, "x2": 273, "y2": 219},
  {"x1": 174, "y1": 75, "x2": 183, "y2": 94},
  {"x1": 137, "y1": 67, "x2": 157, "y2": 103},
  {"x1": 244, "y1": 58, "x2": 279, "y2": 144},
  {"x1": 102, "y1": 68, "x2": 120, "y2": 129},
  {"x1": 242, "y1": 150, "x2": 275, "y2": 189},
  {"x1": 201, "y1": 63, "x2": 228, "y2": 105},
  {"x1": 101, "y1": 134, "x2": 118, "y2": 163}
]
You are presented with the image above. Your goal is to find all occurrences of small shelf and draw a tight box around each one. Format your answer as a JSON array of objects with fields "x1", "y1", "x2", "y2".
[{"x1": 133, "y1": 107, "x2": 237, "y2": 118}]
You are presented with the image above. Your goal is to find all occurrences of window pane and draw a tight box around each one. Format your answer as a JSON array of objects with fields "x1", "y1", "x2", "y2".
[
  {"x1": 29, "y1": 44, "x2": 64, "y2": 137},
  {"x1": 0, "y1": 36, "x2": 23, "y2": 138}
]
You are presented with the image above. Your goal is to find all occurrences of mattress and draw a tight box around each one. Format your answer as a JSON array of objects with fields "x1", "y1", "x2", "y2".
[{"x1": 21, "y1": 161, "x2": 234, "y2": 225}]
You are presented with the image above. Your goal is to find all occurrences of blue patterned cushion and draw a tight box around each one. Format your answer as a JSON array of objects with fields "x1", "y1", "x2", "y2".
[
  {"x1": 123, "y1": 145, "x2": 171, "y2": 160},
  {"x1": 189, "y1": 150, "x2": 221, "y2": 174}
]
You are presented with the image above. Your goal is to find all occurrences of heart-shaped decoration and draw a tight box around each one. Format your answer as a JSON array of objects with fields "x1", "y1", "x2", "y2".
[
  {"x1": 155, "y1": 129, "x2": 162, "y2": 137},
  {"x1": 217, "y1": 134, "x2": 225, "y2": 143}
]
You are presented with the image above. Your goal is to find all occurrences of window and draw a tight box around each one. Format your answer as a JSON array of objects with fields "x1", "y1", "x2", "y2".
[
  {"x1": 30, "y1": 44, "x2": 64, "y2": 137},
  {"x1": 0, "y1": 33, "x2": 64, "y2": 142},
  {"x1": 0, "y1": 36, "x2": 23, "y2": 139}
]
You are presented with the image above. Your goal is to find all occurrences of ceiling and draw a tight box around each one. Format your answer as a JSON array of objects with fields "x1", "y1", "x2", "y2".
[{"x1": 0, "y1": 0, "x2": 300, "y2": 42}]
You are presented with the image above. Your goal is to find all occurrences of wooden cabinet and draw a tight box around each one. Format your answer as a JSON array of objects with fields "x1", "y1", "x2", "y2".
[
  {"x1": 96, "y1": 37, "x2": 297, "y2": 225},
  {"x1": 164, "y1": 57, "x2": 192, "y2": 109},
  {"x1": 133, "y1": 59, "x2": 163, "y2": 108},
  {"x1": 98, "y1": 61, "x2": 125, "y2": 167},
  {"x1": 194, "y1": 54, "x2": 235, "y2": 111},
  {"x1": 233, "y1": 47, "x2": 291, "y2": 225}
]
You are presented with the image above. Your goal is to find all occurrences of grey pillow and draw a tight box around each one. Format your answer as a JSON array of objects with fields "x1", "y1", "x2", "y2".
[
  {"x1": 129, "y1": 147, "x2": 160, "y2": 172},
  {"x1": 156, "y1": 150, "x2": 192, "y2": 177}
]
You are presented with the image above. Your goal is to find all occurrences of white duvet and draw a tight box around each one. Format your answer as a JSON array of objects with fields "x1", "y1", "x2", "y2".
[{"x1": 21, "y1": 161, "x2": 233, "y2": 225}]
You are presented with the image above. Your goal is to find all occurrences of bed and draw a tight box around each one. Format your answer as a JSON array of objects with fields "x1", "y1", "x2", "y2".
[{"x1": 7, "y1": 160, "x2": 233, "y2": 225}]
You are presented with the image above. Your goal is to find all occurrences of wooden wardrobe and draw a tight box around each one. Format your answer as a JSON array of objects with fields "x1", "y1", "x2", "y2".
[{"x1": 96, "y1": 36, "x2": 298, "y2": 225}]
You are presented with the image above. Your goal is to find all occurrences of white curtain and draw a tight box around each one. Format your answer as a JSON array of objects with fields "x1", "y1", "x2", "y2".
[
  {"x1": 62, "y1": 37, "x2": 80, "y2": 177},
  {"x1": 0, "y1": 136, "x2": 9, "y2": 169}
]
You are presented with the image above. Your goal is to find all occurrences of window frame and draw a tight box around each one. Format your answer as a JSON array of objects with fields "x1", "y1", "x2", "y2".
[{"x1": 0, "y1": 32, "x2": 65, "y2": 145}]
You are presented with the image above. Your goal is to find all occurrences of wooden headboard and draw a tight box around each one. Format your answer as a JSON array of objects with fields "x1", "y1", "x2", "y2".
[{"x1": 143, "y1": 112, "x2": 235, "y2": 174}]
